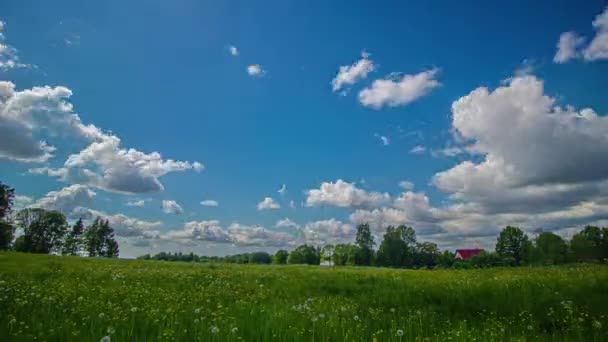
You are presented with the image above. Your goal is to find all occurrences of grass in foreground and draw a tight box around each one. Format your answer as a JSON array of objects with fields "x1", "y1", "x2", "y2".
[{"x1": 1, "y1": 252, "x2": 607, "y2": 341}]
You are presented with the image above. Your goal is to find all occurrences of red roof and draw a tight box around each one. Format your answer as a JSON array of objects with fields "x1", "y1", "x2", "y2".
[{"x1": 455, "y1": 249, "x2": 485, "y2": 260}]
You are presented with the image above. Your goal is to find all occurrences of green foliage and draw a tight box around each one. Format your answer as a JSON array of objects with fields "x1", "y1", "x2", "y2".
[
  {"x1": 0, "y1": 181, "x2": 15, "y2": 220},
  {"x1": 354, "y1": 224, "x2": 374, "y2": 265},
  {"x1": 2, "y1": 253, "x2": 608, "y2": 341},
  {"x1": 287, "y1": 244, "x2": 320, "y2": 265},
  {"x1": 272, "y1": 249, "x2": 289, "y2": 264},
  {"x1": 62, "y1": 218, "x2": 85, "y2": 256},
  {"x1": 413, "y1": 241, "x2": 440, "y2": 269},
  {"x1": 0, "y1": 221, "x2": 15, "y2": 250},
  {"x1": 529, "y1": 232, "x2": 569, "y2": 265},
  {"x1": 320, "y1": 244, "x2": 334, "y2": 265},
  {"x1": 16, "y1": 208, "x2": 68, "y2": 254},
  {"x1": 84, "y1": 218, "x2": 119, "y2": 258},
  {"x1": 570, "y1": 226, "x2": 608, "y2": 262},
  {"x1": 469, "y1": 251, "x2": 505, "y2": 268},
  {"x1": 248, "y1": 252, "x2": 271, "y2": 264},
  {"x1": 332, "y1": 244, "x2": 357, "y2": 266},
  {"x1": 376, "y1": 225, "x2": 417, "y2": 268},
  {"x1": 496, "y1": 226, "x2": 529, "y2": 265}
]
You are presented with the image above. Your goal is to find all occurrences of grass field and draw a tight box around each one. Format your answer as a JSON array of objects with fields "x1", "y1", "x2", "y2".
[{"x1": 1, "y1": 253, "x2": 607, "y2": 341}]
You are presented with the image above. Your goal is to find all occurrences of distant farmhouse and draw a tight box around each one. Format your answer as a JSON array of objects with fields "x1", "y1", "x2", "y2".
[{"x1": 454, "y1": 248, "x2": 485, "y2": 261}]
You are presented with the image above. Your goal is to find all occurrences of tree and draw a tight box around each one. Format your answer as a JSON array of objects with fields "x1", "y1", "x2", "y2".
[
  {"x1": 376, "y1": 225, "x2": 417, "y2": 268},
  {"x1": 0, "y1": 181, "x2": 15, "y2": 250},
  {"x1": 62, "y1": 218, "x2": 85, "y2": 256},
  {"x1": 436, "y1": 250, "x2": 455, "y2": 268},
  {"x1": 249, "y1": 252, "x2": 272, "y2": 264},
  {"x1": 332, "y1": 244, "x2": 357, "y2": 266},
  {"x1": 355, "y1": 223, "x2": 375, "y2": 266},
  {"x1": 496, "y1": 226, "x2": 529, "y2": 265},
  {"x1": 0, "y1": 181, "x2": 15, "y2": 220},
  {"x1": 569, "y1": 226, "x2": 608, "y2": 262},
  {"x1": 533, "y1": 232, "x2": 568, "y2": 265},
  {"x1": 16, "y1": 208, "x2": 68, "y2": 254},
  {"x1": 413, "y1": 242, "x2": 440, "y2": 269},
  {"x1": 287, "y1": 245, "x2": 320, "y2": 265},
  {"x1": 84, "y1": 217, "x2": 119, "y2": 258},
  {"x1": 320, "y1": 244, "x2": 335, "y2": 266},
  {"x1": 469, "y1": 251, "x2": 505, "y2": 268},
  {"x1": 272, "y1": 249, "x2": 289, "y2": 264}
]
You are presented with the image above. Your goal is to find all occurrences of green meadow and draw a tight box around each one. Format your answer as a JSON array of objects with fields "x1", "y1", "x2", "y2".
[{"x1": 1, "y1": 252, "x2": 607, "y2": 341}]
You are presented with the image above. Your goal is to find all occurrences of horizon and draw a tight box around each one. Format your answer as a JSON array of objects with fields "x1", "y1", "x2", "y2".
[{"x1": 1, "y1": 1, "x2": 608, "y2": 258}]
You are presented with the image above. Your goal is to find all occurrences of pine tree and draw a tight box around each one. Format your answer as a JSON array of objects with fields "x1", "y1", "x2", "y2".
[
  {"x1": 62, "y1": 218, "x2": 84, "y2": 255},
  {"x1": 84, "y1": 217, "x2": 101, "y2": 257}
]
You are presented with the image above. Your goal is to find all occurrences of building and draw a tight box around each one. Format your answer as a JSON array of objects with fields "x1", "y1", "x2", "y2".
[{"x1": 454, "y1": 248, "x2": 485, "y2": 261}]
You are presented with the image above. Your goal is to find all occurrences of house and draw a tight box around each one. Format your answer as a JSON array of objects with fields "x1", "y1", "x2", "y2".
[{"x1": 454, "y1": 248, "x2": 485, "y2": 261}]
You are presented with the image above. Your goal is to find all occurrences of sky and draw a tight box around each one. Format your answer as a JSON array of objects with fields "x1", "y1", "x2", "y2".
[{"x1": 1, "y1": 0, "x2": 608, "y2": 258}]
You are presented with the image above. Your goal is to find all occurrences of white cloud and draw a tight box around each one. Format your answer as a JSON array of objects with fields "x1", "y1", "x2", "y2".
[
  {"x1": 257, "y1": 197, "x2": 280, "y2": 210},
  {"x1": 277, "y1": 184, "x2": 287, "y2": 195},
  {"x1": 13, "y1": 195, "x2": 33, "y2": 210},
  {"x1": 32, "y1": 184, "x2": 96, "y2": 213},
  {"x1": 200, "y1": 199, "x2": 219, "y2": 207},
  {"x1": 553, "y1": 32, "x2": 585, "y2": 63},
  {"x1": 247, "y1": 64, "x2": 264, "y2": 77},
  {"x1": 374, "y1": 133, "x2": 390, "y2": 146},
  {"x1": 163, "y1": 220, "x2": 230, "y2": 243},
  {"x1": 358, "y1": 68, "x2": 440, "y2": 109},
  {"x1": 331, "y1": 52, "x2": 375, "y2": 92},
  {"x1": 553, "y1": 7, "x2": 608, "y2": 62},
  {"x1": 583, "y1": 7, "x2": 608, "y2": 61},
  {"x1": 228, "y1": 45, "x2": 239, "y2": 56},
  {"x1": 289, "y1": 200, "x2": 296, "y2": 209},
  {"x1": 305, "y1": 179, "x2": 390, "y2": 209},
  {"x1": 71, "y1": 206, "x2": 161, "y2": 239},
  {"x1": 275, "y1": 218, "x2": 299, "y2": 229},
  {"x1": 300, "y1": 218, "x2": 354, "y2": 245},
  {"x1": 399, "y1": 181, "x2": 414, "y2": 190},
  {"x1": 410, "y1": 145, "x2": 426, "y2": 154},
  {"x1": 161, "y1": 200, "x2": 183, "y2": 214},
  {"x1": 227, "y1": 223, "x2": 293, "y2": 247},
  {"x1": 0, "y1": 19, "x2": 28, "y2": 70},
  {"x1": 126, "y1": 199, "x2": 146, "y2": 207}
]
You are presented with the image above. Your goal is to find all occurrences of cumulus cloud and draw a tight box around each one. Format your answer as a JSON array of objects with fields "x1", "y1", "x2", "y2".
[
  {"x1": 200, "y1": 199, "x2": 219, "y2": 207},
  {"x1": 553, "y1": 7, "x2": 608, "y2": 62},
  {"x1": 71, "y1": 206, "x2": 162, "y2": 239},
  {"x1": 161, "y1": 200, "x2": 183, "y2": 214},
  {"x1": 0, "y1": 19, "x2": 28, "y2": 70},
  {"x1": 257, "y1": 197, "x2": 280, "y2": 210},
  {"x1": 331, "y1": 52, "x2": 375, "y2": 92},
  {"x1": 31, "y1": 184, "x2": 96, "y2": 213},
  {"x1": 553, "y1": 32, "x2": 585, "y2": 63},
  {"x1": 275, "y1": 218, "x2": 299, "y2": 229},
  {"x1": 163, "y1": 220, "x2": 230, "y2": 243},
  {"x1": 305, "y1": 179, "x2": 390, "y2": 209},
  {"x1": 358, "y1": 68, "x2": 440, "y2": 109},
  {"x1": 300, "y1": 218, "x2": 354, "y2": 245},
  {"x1": 247, "y1": 64, "x2": 264, "y2": 77},
  {"x1": 398, "y1": 181, "x2": 414, "y2": 191},
  {"x1": 227, "y1": 223, "x2": 293, "y2": 247}
]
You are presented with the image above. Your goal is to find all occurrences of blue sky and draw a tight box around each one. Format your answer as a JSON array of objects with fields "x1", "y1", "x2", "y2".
[{"x1": 1, "y1": 0, "x2": 608, "y2": 257}]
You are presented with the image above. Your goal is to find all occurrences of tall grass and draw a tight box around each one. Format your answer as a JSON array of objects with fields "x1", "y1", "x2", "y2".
[{"x1": 1, "y1": 252, "x2": 607, "y2": 341}]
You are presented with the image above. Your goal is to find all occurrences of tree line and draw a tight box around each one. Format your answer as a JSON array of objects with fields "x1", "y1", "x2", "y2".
[
  {"x1": 140, "y1": 223, "x2": 608, "y2": 268},
  {"x1": 0, "y1": 181, "x2": 119, "y2": 257}
]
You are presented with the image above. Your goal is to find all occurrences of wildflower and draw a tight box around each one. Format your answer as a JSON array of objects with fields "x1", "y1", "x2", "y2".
[
  {"x1": 77, "y1": 296, "x2": 84, "y2": 301},
  {"x1": 194, "y1": 308, "x2": 201, "y2": 314},
  {"x1": 390, "y1": 308, "x2": 396, "y2": 313},
  {"x1": 311, "y1": 316, "x2": 318, "y2": 323},
  {"x1": 231, "y1": 327, "x2": 238, "y2": 334},
  {"x1": 98, "y1": 313, "x2": 105, "y2": 319},
  {"x1": 354, "y1": 315, "x2": 359, "y2": 321},
  {"x1": 210, "y1": 326, "x2": 220, "y2": 334},
  {"x1": 396, "y1": 329, "x2": 404, "y2": 337},
  {"x1": 319, "y1": 313, "x2": 325, "y2": 319},
  {"x1": 194, "y1": 318, "x2": 199, "y2": 324},
  {"x1": 527, "y1": 325, "x2": 533, "y2": 331},
  {"x1": 130, "y1": 307, "x2": 138, "y2": 313},
  {"x1": 100, "y1": 336, "x2": 111, "y2": 342},
  {"x1": 107, "y1": 327, "x2": 115, "y2": 335}
]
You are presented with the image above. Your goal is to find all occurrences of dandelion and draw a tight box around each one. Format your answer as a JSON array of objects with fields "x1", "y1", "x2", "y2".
[
  {"x1": 354, "y1": 315, "x2": 359, "y2": 321},
  {"x1": 527, "y1": 325, "x2": 533, "y2": 331},
  {"x1": 130, "y1": 307, "x2": 138, "y2": 313},
  {"x1": 194, "y1": 308, "x2": 201, "y2": 314},
  {"x1": 106, "y1": 327, "x2": 115, "y2": 335},
  {"x1": 194, "y1": 318, "x2": 199, "y2": 324},
  {"x1": 318, "y1": 313, "x2": 325, "y2": 319},
  {"x1": 390, "y1": 308, "x2": 396, "y2": 313},
  {"x1": 210, "y1": 326, "x2": 220, "y2": 334},
  {"x1": 98, "y1": 313, "x2": 105, "y2": 319},
  {"x1": 231, "y1": 327, "x2": 238, "y2": 334},
  {"x1": 593, "y1": 320, "x2": 602, "y2": 329},
  {"x1": 396, "y1": 329, "x2": 404, "y2": 337},
  {"x1": 100, "y1": 336, "x2": 111, "y2": 342}
]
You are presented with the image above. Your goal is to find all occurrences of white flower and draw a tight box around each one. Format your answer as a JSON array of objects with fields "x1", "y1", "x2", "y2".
[
  {"x1": 318, "y1": 313, "x2": 325, "y2": 319},
  {"x1": 593, "y1": 320, "x2": 602, "y2": 329},
  {"x1": 354, "y1": 315, "x2": 359, "y2": 321},
  {"x1": 396, "y1": 329, "x2": 404, "y2": 337},
  {"x1": 390, "y1": 307, "x2": 396, "y2": 313},
  {"x1": 100, "y1": 336, "x2": 111, "y2": 342},
  {"x1": 194, "y1": 308, "x2": 201, "y2": 314},
  {"x1": 194, "y1": 318, "x2": 199, "y2": 324},
  {"x1": 130, "y1": 307, "x2": 137, "y2": 313},
  {"x1": 106, "y1": 327, "x2": 115, "y2": 334},
  {"x1": 98, "y1": 313, "x2": 105, "y2": 319},
  {"x1": 231, "y1": 327, "x2": 238, "y2": 334},
  {"x1": 210, "y1": 326, "x2": 219, "y2": 334}
]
